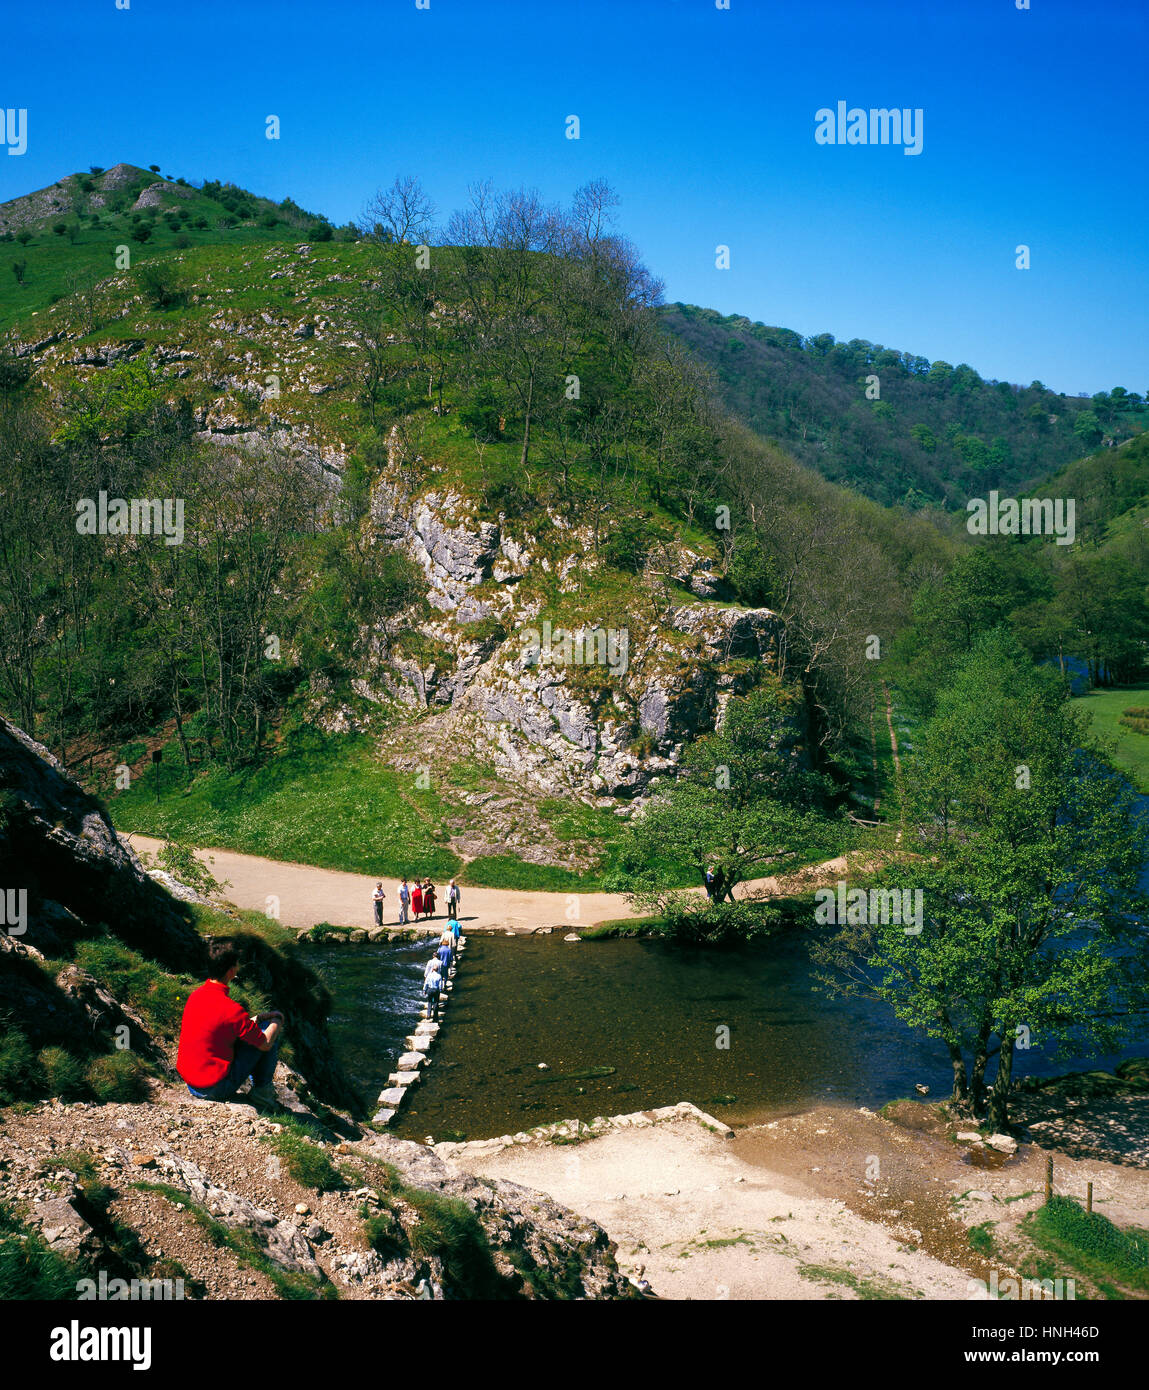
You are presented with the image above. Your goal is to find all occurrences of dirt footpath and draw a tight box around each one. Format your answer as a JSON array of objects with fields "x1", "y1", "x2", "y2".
[
  {"x1": 450, "y1": 1114, "x2": 974, "y2": 1300},
  {"x1": 126, "y1": 835, "x2": 854, "y2": 935},
  {"x1": 451, "y1": 1103, "x2": 1149, "y2": 1301}
]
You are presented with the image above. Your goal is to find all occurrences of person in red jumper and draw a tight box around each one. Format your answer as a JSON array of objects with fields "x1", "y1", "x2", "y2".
[{"x1": 177, "y1": 938, "x2": 284, "y2": 1106}]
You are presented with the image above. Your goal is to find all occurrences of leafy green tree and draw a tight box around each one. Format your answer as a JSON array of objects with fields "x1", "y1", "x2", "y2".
[
  {"x1": 813, "y1": 632, "x2": 1149, "y2": 1127},
  {"x1": 1073, "y1": 409, "x2": 1101, "y2": 446},
  {"x1": 616, "y1": 681, "x2": 837, "y2": 922}
]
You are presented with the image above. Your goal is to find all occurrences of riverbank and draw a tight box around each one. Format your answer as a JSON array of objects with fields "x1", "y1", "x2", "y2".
[
  {"x1": 449, "y1": 1101, "x2": 1149, "y2": 1300},
  {"x1": 125, "y1": 834, "x2": 857, "y2": 934}
]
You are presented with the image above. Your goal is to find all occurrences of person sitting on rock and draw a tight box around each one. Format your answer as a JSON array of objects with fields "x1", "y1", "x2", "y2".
[{"x1": 177, "y1": 937, "x2": 283, "y2": 1107}]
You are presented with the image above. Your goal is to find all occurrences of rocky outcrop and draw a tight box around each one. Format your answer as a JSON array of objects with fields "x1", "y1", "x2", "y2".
[
  {"x1": 0, "y1": 1098, "x2": 635, "y2": 1300},
  {"x1": 0, "y1": 716, "x2": 202, "y2": 972},
  {"x1": 365, "y1": 480, "x2": 786, "y2": 797},
  {"x1": 0, "y1": 717, "x2": 357, "y2": 1110}
]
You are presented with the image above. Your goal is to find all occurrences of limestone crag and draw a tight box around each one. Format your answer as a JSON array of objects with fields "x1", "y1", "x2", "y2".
[{"x1": 363, "y1": 480, "x2": 785, "y2": 797}]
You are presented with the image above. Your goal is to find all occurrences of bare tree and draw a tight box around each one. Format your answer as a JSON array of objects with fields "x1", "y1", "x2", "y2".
[{"x1": 361, "y1": 175, "x2": 437, "y2": 246}]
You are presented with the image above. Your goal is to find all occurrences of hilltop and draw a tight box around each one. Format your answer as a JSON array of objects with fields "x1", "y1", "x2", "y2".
[
  {"x1": 0, "y1": 163, "x2": 346, "y2": 331},
  {"x1": 0, "y1": 169, "x2": 955, "y2": 883}
]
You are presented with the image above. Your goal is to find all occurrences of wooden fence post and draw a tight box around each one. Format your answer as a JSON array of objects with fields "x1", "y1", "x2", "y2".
[{"x1": 1044, "y1": 1155, "x2": 1053, "y2": 1205}]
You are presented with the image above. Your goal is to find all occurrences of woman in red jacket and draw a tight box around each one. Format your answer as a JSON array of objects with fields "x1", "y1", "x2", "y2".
[{"x1": 411, "y1": 880, "x2": 424, "y2": 921}]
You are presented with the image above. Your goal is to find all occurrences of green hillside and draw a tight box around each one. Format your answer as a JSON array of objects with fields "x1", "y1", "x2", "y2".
[
  {"x1": 0, "y1": 162, "x2": 348, "y2": 332},
  {"x1": 0, "y1": 170, "x2": 965, "y2": 882},
  {"x1": 661, "y1": 302, "x2": 1147, "y2": 508}
]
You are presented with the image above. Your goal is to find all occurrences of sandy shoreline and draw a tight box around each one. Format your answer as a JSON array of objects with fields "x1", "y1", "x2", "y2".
[{"x1": 448, "y1": 1102, "x2": 1149, "y2": 1300}]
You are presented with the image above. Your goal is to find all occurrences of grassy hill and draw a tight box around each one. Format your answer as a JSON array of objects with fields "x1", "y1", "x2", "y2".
[
  {"x1": 0, "y1": 162, "x2": 346, "y2": 333},
  {"x1": 660, "y1": 302, "x2": 1147, "y2": 509},
  {"x1": 0, "y1": 167, "x2": 987, "y2": 885}
]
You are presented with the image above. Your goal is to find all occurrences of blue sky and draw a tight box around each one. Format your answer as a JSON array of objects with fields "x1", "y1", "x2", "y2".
[{"x1": 3, "y1": 0, "x2": 1145, "y2": 395}]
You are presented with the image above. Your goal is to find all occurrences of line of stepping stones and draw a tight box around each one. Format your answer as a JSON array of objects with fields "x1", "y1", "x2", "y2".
[
  {"x1": 430, "y1": 1100, "x2": 733, "y2": 1160},
  {"x1": 372, "y1": 935, "x2": 466, "y2": 1127}
]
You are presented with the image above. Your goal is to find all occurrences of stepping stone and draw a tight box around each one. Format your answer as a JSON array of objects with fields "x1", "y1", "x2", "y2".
[
  {"x1": 377, "y1": 1087, "x2": 406, "y2": 1107},
  {"x1": 404, "y1": 1036, "x2": 433, "y2": 1053},
  {"x1": 387, "y1": 1071, "x2": 421, "y2": 1087},
  {"x1": 415, "y1": 1021, "x2": 439, "y2": 1035},
  {"x1": 396, "y1": 1053, "x2": 425, "y2": 1071},
  {"x1": 372, "y1": 1109, "x2": 397, "y2": 1126}
]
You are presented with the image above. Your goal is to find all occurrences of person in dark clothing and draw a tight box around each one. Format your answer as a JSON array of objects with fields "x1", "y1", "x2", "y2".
[{"x1": 712, "y1": 865, "x2": 735, "y2": 903}]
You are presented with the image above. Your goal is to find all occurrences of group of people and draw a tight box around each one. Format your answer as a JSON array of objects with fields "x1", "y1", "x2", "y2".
[
  {"x1": 374, "y1": 877, "x2": 462, "y2": 927},
  {"x1": 420, "y1": 916, "x2": 462, "y2": 1021}
]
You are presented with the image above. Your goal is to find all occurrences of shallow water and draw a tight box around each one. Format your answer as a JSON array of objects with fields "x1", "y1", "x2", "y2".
[{"x1": 307, "y1": 931, "x2": 1141, "y2": 1143}]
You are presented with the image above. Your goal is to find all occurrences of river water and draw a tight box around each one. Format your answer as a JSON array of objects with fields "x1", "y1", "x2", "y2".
[{"x1": 306, "y1": 929, "x2": 1141, "y2": 1142}]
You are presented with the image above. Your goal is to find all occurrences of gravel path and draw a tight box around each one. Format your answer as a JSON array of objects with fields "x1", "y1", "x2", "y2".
[{"x1": 126, "y1": 834, "x2": 853, "y2": 934}]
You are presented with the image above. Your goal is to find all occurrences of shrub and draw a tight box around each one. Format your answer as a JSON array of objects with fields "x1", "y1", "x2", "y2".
[
  {"x1": 154, "y1": 838, "x2": 225, "y2": 895},
  {"x1": 0, "y1": 1030, "x2": 43, "y2": 1104},
  {"x1": 129, "y1": 224, "x2": 152, "y2": 244},
  {"x1": 657, "y1": 896, "x2": 784, "y2": 944},
  {"x1": 39, "y1": 1047, "x2": 88, "y2": 1100},
  {"x1": 85, "y1": 1052, "x2": 150, "y2": 1104},
  {"x1": 0, "y1": 1204, "x2": 80, "y2": 1299},
  {"x1": 137, "y1": 262, "x2": 186, "y2": 309}
]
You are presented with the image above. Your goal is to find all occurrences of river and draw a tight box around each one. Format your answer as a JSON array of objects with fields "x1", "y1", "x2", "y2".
[{"x1": 306, "y1": 928, "x2": 1142, "y2": 1142}]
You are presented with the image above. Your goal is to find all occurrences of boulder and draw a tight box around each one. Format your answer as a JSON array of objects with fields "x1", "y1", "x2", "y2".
[{"x1": 31, "y1": 1197, "x2": 94, "y2": 1255}]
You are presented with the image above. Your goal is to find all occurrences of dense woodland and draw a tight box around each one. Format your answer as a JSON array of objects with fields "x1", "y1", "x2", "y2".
[{"x1": 662, "y1": 302, "x2": 1149, "y2": 508}]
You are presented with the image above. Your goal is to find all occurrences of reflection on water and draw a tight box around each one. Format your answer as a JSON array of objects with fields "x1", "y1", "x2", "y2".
[{"x1": 308, "y1": 931, "x2": 1143, "y2": 1142}]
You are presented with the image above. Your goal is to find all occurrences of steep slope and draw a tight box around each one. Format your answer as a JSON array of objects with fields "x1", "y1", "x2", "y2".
[{"x1": 660, "y1": 303, "x2": 1147, "y2": 508}]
